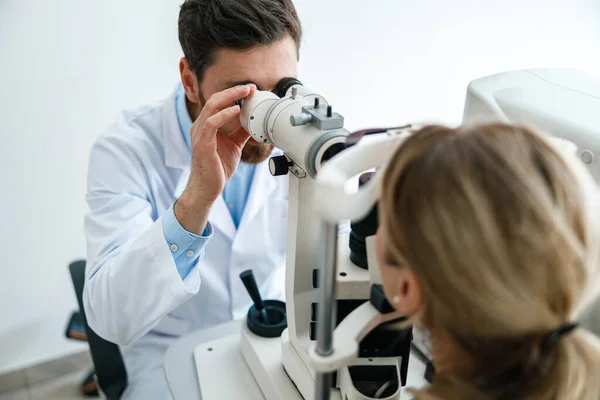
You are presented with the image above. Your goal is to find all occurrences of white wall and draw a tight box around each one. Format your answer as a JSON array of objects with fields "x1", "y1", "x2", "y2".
[
  {"x1": 294, "y1": 0, "x2": 600, "y2": 129},
  {"x1": 1, "y1": 0, "x2": 599, "y2": 374},
  {"x1": 0, "y1": 0, "x2": 183, "y2": 374}
]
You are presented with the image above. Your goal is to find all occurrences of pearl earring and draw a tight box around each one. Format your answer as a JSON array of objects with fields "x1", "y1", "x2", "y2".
[{"x1": 392, "y1": 296, "x2": 401, "y2": 304}]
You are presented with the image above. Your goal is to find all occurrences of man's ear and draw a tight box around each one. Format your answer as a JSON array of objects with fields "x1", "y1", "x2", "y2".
[
  {"x1": 179, "y1": 58, "x2": 200, "y2": 103},
  {"x1": 389, "y1": 267, "x2": 423, "y2": 317}
]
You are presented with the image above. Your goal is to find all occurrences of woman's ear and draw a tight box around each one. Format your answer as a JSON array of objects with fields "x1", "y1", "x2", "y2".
[
  {"x1": 375, "y1": 228, "x2": 423, "y2": 317},
  {"x1": 179, "y1": 58, "x2": 200, "y2": 103},
  {"x1": 387, "y1": 265, "x2": 423, "y2": 317}
]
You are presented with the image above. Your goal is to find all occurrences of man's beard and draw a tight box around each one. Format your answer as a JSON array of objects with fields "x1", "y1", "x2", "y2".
[{"x1": 241, "y1": 141, "x2": 275, "y2": 164}]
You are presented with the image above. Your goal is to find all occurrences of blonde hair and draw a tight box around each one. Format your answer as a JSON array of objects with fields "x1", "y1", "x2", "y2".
[{"x1": 381, "y1": 123, "x2": 600, "y2": 399}]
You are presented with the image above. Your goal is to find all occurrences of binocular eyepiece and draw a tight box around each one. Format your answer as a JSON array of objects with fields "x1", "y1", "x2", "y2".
[
  {"x1": 235, "y1": 77, "x2": 303, "y2": 108},
  {"x1": 273, "y1": 77, "x2": 303, "y2": 98}
]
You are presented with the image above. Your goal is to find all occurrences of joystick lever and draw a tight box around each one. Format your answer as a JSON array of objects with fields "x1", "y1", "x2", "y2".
[{"x1": 240, "y1": 270, "x2": 270, "y2": 324}]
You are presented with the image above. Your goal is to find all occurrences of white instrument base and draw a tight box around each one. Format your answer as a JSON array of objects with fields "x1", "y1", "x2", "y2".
[
  {"x1": 194, "y1": 331, "x2": 308, "y2": 400},
  {"x1": 193, "y1": 333, "x2": 265, "y2": 399},
  {"x1": 194, "y1": 327, "x2": 429, "y2": 399}
]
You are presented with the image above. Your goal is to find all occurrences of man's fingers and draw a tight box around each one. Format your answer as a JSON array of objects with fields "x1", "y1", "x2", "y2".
[
  {"x1": 247, "y1": 85, "x2": 257, "y2": 97},
  {"x1": 192, "y1": 83, "x2": 256, "y2": 144},
  {"x1": 201, "y1": 105, "x2": 241, "y2": 140},
  {"x1": 202, "y1": 84, "x2": 256, "y2": 115}
]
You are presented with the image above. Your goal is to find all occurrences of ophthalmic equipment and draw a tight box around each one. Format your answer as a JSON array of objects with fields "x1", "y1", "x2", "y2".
[
  {"x1": 192, "y1": 68, "x2": 600, "y2": 400},
  {"x1": 236, "y1": 78, "x2": 415, "y2": 400}
]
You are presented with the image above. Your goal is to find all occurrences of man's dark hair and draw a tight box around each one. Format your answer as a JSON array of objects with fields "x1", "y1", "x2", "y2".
[{"x1": 178, "y1": 0, "x2": 302, "y2": 80}]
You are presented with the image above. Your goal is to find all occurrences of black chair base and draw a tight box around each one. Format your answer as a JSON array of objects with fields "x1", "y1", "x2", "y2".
[
  {"x1": 67, "y1": 260, "x2": 128, "y2": 399},
  {"x1": 80, "y1": 370, "x2": 100, "y2": 397}
]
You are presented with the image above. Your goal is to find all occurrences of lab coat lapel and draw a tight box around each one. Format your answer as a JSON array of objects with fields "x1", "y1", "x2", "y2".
[
  {"x1": 163, "y1": 89, "x2": 191, "y2": 170},
  {"x1": 210, "y1": 195, "x2": 236, "y2": 240},
  {"x1": 172, "y1": 170, "x2": 236, "y2": 241}
]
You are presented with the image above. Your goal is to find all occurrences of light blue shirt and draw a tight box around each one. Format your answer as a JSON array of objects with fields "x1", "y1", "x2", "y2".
[{"x1": 162, "y1": 85, "x2": 255, "y2": 279}]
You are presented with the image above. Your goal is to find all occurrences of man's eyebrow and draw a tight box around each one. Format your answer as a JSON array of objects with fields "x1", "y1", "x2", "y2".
[{"x1": 220, "y1": 80, "x2": 260, "y2": 90}]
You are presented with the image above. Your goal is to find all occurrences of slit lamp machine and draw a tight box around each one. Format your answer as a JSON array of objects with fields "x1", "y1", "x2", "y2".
[{"x1": 192, "y1": 68, "x2": 600, "y2": 400}]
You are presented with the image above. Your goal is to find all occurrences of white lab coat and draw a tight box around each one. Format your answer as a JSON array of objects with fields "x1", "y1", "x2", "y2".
[{"x1": 83, "y1": 88, "x2": 288, "y2": 399}]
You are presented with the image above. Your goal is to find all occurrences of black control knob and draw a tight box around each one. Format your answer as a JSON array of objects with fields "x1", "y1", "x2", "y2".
[
  {"x1": 240, "y1": 269, "x2": 288, "y2": 338},
  {"x1": 240, "y1": 270, "x2": 269, "y2": 324},
  {"x1": 269, "y1": 155, "x2": 291, "y2": 176}
]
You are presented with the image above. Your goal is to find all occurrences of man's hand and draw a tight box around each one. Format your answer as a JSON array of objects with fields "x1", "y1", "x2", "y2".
[{"x1": 175, "y1": 84, "x2": 256, "y2": 234}]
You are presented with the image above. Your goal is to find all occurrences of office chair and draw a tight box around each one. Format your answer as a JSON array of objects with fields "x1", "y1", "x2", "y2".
[
  {"x1": 64, "y1": 311, "x2": 98, "y2": 396},
  {"x1": 68, "y1": 260, "x2": 128, "y2": 400}
]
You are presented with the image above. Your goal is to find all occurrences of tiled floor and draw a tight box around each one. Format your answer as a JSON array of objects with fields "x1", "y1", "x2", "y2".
[
  {"x1": 0, "y1": 352, "x2": 96, "y2": 400},
  {"x1": 0, "y1": 369, "x2": 93, "y2": 400}
]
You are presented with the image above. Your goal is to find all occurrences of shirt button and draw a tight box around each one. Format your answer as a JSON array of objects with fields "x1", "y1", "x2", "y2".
[
  {"x1": 228, "y1": 202, "x2": 234, "y2": 209},
  {"x1": 186, "y1": 250, "x2": 195, "y2": 257},
  {"x1": 170, "y1": 244, "x2": 179, "y2": 252}
]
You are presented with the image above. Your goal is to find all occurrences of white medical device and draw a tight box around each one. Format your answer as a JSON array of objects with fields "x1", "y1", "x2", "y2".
[
  {"x1": 408, "y1": 68, "x2": 600, "y2": 366},
  {"x1": 463, "y1": 68, "x2": 600, "y2": 178},
  {"x1": 193, "y1": 69, "x2": 600, "y2": 400},
  {"x1": 239, "y1": 78, "x2": 414, "y2": 400}
]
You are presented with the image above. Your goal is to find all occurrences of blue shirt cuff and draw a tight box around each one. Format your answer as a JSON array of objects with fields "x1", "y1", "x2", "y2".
[{"x1": 162, "y1": 203, "x2": 212, "y2": 280}]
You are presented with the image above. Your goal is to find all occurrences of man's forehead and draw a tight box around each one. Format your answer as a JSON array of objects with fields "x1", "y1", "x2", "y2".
[
  {"x1": 211, "y1": 58, "x2": 298, "y2": 91},
  {"x1": 203, "y1": 36, "x2": 298, "y2": 92}
]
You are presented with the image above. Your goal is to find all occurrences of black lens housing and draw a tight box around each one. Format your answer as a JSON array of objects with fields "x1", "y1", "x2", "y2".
[
  {"x1": 274, "y1": 77, "x2": 303, "y2": 98},
  {"x1": 349, "y1": 172, "x2": 379, "y2": 269}
]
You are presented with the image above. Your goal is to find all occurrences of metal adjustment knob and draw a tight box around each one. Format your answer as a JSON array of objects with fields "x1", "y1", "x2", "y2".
[
  {"x1": 269, "y1": 155, "x2": 291, "y2": 176},
  {"x1": 290, "y1": 113, "x2": 312, "y2": 126}
]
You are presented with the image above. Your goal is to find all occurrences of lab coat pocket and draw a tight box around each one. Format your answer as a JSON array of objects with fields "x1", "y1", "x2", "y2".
[{"x1": 151, "y1": 312, "x2": 191, "y2": 337}]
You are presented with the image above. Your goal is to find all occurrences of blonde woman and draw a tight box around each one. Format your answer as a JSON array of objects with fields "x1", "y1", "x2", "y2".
[{"x1": 376, "y1": 123, "x2": 600, "y2": 399}]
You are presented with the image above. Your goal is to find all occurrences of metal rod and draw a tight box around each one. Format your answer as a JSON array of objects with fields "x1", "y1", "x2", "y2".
[
  {"x1": 316, "y1": 222, "x2": 338, "y2": 354},
  {"x1": 315, "y1": 372, "x2": 333, "y2": 400},
  {"x1": 314, "y1": 222, "x2": 338, "y2": 400}
]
